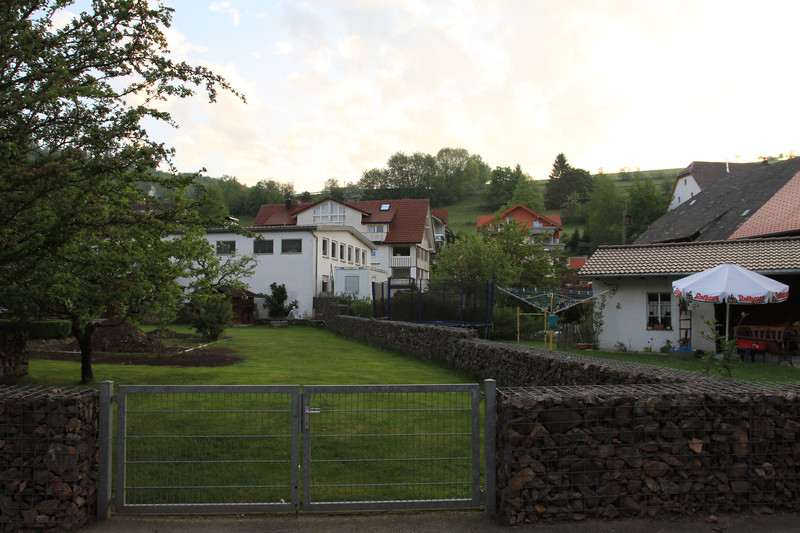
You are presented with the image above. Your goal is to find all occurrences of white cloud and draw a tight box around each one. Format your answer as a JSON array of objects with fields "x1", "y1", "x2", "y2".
[
  {"x1": 152, "y1": 0, "x2": 800, "y2": 190},
  {"x1": 210, "y1": 1, "x2": 241, "y2": 27}
]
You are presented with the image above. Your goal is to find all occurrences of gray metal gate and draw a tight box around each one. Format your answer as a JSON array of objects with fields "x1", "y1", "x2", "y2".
[
  {"x1": 113, "y1": 385, "x2": 300, "y2": 514},
  {"x1": 100, "y1": 381, "x2": 496, "y2": 516},
  {"x1": 302, "y1": 384, "x2": 482, "y2": 511}
]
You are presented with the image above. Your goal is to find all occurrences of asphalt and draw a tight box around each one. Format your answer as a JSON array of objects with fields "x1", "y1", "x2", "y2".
[{"x1": 81, "y1": 510, "x2": 800, "y2": 533}]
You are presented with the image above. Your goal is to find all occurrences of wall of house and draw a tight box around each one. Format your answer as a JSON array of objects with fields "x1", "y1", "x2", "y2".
[
  {"x1": 203, "y1": 230, "x2": 314, "y2": 317},
  {"x1": 592, "y1": 278, "x2": 715, "y2": 353},
  {"x1": 669, "y1": 176, "x2": 701, "y2": 210}
]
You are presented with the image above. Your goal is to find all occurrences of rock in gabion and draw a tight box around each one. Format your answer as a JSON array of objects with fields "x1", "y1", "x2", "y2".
[{"x1": 0, "y1": 386, "x2": 98, "y2": 531}]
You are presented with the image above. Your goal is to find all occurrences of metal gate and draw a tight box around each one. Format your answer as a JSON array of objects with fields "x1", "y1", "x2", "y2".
[
  {"x1": 113, "y1": 385, "x2": 301, "y2": 514},
  {"x1": 302, "y1": 384, "x2": 482, "y2": 511},
  {"x1": 101, "y1": 381, "x2": 495, "y2": 516}
]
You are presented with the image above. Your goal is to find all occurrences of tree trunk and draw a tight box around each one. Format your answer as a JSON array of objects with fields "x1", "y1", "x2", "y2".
[{"x1": 72, "y1": 319, "x2": 96, "y2": 384}]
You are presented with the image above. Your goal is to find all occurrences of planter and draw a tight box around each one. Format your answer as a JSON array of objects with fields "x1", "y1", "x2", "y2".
[
  {"x1": 668, "y1": 349, "x2": 696, "y2": 359},
  {"x1": 577, "y1": 343, "x2": 592, "y2": 350}
]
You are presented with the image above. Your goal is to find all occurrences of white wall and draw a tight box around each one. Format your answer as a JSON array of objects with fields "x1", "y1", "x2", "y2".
[
  {"x1": 593, "y1": 278, "x2": 715, "y2": 353},
  {"x1": 669, "y1": 176, "x2": 702, "y2": 210}
]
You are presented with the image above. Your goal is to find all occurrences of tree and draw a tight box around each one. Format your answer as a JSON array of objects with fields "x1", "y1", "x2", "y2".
[
  {"x1": 586, "y1": 174, "x2": 623, "y2": 251},
  {"x1": 544, "y1": 153, "x2": 593, "y2": 209},
  {"x1": 433, "y1": 218, "x2": 564, "y2": 287},
  {"x1": 243, "y1": 179, "x2": 288, "y2": 214},
  {"x1": 484, "y1": 165, "x2": 524, "y2": 210},
  {"x1": 624, "y1": 177, "x2": 668, "y2": 243},
  {"x1": 506, "y1": 173, "x2": 544, "y2": 212},
  {"x1": 0, "y1": 0, "x2": 242, "y2": 383}
]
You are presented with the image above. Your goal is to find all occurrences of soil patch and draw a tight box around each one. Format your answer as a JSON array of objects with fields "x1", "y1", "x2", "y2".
[{"x1": 27, "y1": 324, "x2": 243, "y2": 367}]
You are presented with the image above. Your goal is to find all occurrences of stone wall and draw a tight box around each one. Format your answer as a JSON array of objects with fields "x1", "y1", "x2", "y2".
[
  {"x1": 319, "y1": 310, "x2": 800, "y2": 523},
  {"x1": 321, "y1": 312, "x2": 711, "y2": 387},
  {"x1": 498, "y1": 383, "x2": 800, "y2": 524},
  {"x1": 0, "y1": 387, "x2": 98, "y2": 531}
]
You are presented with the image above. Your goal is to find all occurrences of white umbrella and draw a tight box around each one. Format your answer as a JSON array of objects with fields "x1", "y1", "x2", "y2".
[{"x1": 672, "y1": 263, "x2": 790, "y2": 339}]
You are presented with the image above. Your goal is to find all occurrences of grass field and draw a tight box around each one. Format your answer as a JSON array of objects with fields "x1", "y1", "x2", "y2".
[
  {"x1": 520, "y1": 340, "x2": 800, "y2": 382},
  {"x1": 27, "y1": 324, "x2": 476, "y2": 388}
]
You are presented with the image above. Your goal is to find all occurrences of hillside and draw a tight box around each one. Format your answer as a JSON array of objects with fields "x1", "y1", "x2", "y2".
[{"x1": 439, "y1": 167, "x2": 682, "y2": 237}]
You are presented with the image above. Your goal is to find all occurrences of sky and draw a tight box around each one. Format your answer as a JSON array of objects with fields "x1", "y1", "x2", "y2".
[{"x1": 120, "y1": 0, "x2": 800, "y2": 191}]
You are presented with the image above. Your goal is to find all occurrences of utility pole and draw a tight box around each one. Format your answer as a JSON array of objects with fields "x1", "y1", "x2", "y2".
[{"x1": 622, "y1": 200, "x2": 628, "y2": 244}]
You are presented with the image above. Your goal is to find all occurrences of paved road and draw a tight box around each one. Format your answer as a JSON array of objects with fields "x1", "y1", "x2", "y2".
[{"x1": 82, "y1": 510, "x2": 800, "y2": 533}]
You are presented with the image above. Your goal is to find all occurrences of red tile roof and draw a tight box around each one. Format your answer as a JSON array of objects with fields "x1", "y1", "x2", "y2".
[
  {"x1": 431, "y1": 208, "x2": 448, "y2": 223},
  {"x1": 477, "y1": 204, "x2": 562, "y2": 229},
  {"x1": 580, "y1": 237, "x2": 800, "y2": 277},
  {"x1": 729, "y1": 172, "x2": 800, "y2": 239},
  {"x1": 252, "y1": 198, "x2": 431, "y2": 244}
]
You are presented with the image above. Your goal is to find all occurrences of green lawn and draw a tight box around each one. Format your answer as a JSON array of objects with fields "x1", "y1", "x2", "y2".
[
  {"x1": 517, "y1": 340, "x2": 800, "y2": 382},
  {"x1": 27, "y1": 324, "x2": 476, "y2": 387}
]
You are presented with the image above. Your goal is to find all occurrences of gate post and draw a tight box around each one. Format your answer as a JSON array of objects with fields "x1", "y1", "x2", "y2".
[
  {"x1": 98, "y1": 380, "x2": 114, "y2": 520},
  {"x1": 484, "y1": 379, "x2": 496, "y2": 516}
]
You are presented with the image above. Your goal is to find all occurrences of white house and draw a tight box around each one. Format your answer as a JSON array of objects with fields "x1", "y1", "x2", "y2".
[
  {"x1": 581, "y1": 238, "x2": 800, "y2": 353},
  {"x1": 200, "y1": 197, "x2": 440, "y2": 319}
]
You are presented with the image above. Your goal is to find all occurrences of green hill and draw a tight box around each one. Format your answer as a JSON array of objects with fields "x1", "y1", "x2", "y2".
[{"x1": 438, "y1": 167, "x2": 682, "y2": 238}]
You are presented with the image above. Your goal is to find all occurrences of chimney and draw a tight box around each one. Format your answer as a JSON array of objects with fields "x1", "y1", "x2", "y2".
[{"x1": 285, "y1": 199, "x2": 292, "y2": 209}]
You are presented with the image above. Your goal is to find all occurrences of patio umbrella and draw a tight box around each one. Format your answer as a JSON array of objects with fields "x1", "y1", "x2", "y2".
[{"x1": 672, "y1": 263, "x2": 790, "y2": 339}]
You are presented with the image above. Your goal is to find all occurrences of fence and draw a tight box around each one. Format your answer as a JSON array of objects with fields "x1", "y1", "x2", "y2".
[
  {"x1": 372, "y1": 279, "x2": 494, "y2": 326},
  {"x1": 103, "y1": 381, "x2": 496, "y2": 516}
]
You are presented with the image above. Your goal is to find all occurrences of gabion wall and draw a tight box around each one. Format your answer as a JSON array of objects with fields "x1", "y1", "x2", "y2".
[
  {"x1": 320, "y1": 312, "x2": 800, "y2": 522},
  {"x1": 0, "y1": 386, "x2": 98, "y2": 531},
  {"x1": 498, "y1": 383, "x2": 800, "y2": 524}
]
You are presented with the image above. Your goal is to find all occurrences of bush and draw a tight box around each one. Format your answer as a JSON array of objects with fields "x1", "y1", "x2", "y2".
[
  {"x1": 0, "y1": 319, "x2": 71, "y2": 339},
  {"x1": 490, "y1": 306, "x2": 541, "y2": 341},
  {"x1": 191, "y1": 298, "x2": 232, "y2": 340},
  {"x1": 336, "y1": 294, "x2": 373, "y2": 318},
  {"x1": 263, "y1": 282, "x2": 298, "y2": 318}
]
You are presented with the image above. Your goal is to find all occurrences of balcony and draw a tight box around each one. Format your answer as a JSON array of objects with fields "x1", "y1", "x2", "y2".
[{"x1": 390, "y1": 255, "x2": 414, "y2": 268}]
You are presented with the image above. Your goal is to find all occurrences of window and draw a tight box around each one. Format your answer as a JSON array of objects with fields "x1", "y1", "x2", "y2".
[
  {"x1": 281, "y1": 239, "x2": 302, "y2": 253},
  {"x1": 313, "y1": 202, "x2": 345, "y2": 223},
  {"x1": 216, "y1": 240, "x2": 235, "y2": 255},
  {"x1": 340, "y1": 243, "x2": 345, "y2": 259},
  {"x1": 393, "y1": 246, "x2": 410, "y2": 256},
  {"x1": 331, "y1": 203, "x2": 345, "y2": 223},
  {"x1": 380, "y1": 203, "x2": 390, "y2": 211},
  {"x1": 332, "y1": 241, "x2": 338, "y2": 259},
  {"x1": 347, "y1": 246, "x2": 353, "y2": 262},
  {"x1": 647, "y1": 293, "x2": 672, "y2": 329},
  {"x1": 312, "y1": 203, "x2": 328, "y2": 223},
  {"x1": 322, "y1": 238, "x2": 329, "y2": 256},
  {"x1": 253, "y1": 239, "x2": 273, "y2": 254}
]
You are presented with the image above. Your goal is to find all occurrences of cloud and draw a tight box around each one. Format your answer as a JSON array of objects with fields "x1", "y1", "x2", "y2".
[
  {"x1": 210, "y1": 1, "x2": 241, "y2": 27},
  {"x1": 153, "y1": 0, "x2": 800, "y2": 191}
]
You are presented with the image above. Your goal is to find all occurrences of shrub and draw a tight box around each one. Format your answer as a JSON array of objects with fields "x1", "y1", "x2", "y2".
[
  {"x1": 191, "y1": 297, "x2": 232, "y2": 340},
  {"x1": 263, "y1": 282, "x2": 298, "y2": 318},
  {"x1": 490, "y1": 306, "x2": 541, "y2": 341},
  {"x1": 336, "y1": 294, "x2": 373, "y2": 318},
  {"x1": 0, "y1": 319, "x2": 71, "y2": 339}
]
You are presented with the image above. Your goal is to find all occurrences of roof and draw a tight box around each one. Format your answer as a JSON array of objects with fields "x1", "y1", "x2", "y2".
[
  {"x1": 676, "y1": 161, "x2": 764, "y2": 189},
  {"x1": 430, "y1": 208, "x2": 448, "y2": 223},
  {"x1": 579, "y1": 236, "x2": 800, "y2": 278},
  {"x1": 252, "y1": 198, "x2": 432, "y2": 244},
  {"x1": 477, "y1": 204, "x2": 562, "y2": 229},
  {"x1": 637, "y1": 157, "x2": 800, "y2": 244}
]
